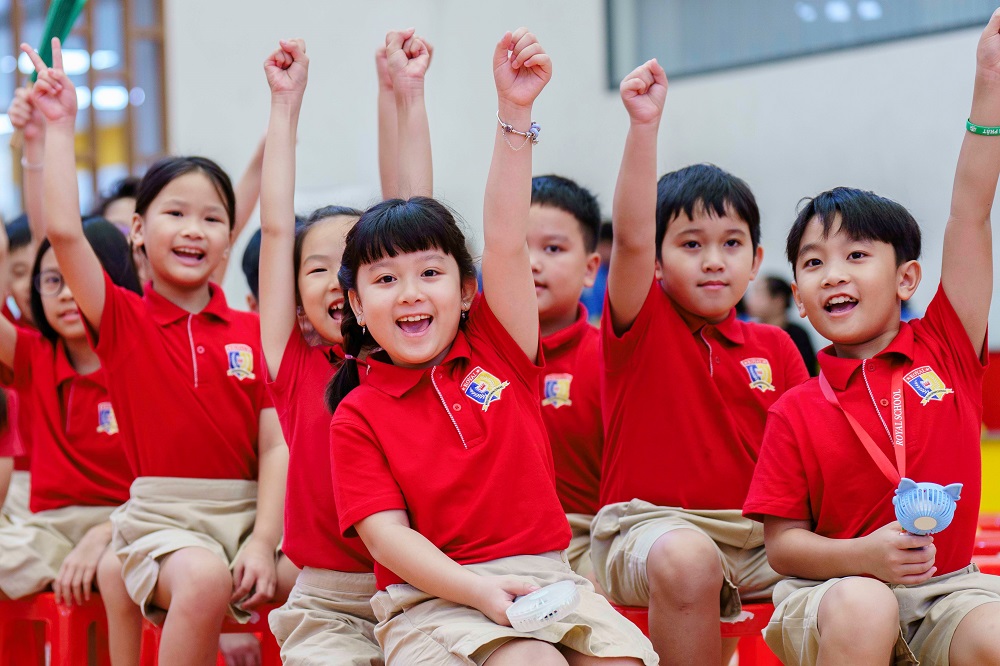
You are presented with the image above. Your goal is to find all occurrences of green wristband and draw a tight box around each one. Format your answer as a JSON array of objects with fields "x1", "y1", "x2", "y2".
[{"x1": 967, "y1": 119, "x2": 1000, "y2": 136}]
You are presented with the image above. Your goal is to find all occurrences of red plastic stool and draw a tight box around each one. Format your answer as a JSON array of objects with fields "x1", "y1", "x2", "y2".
[
  {"x1": 978, "y1": 514, "x2": 1000, "y2": 533},
  {"x1": 974, "y1": 554, "x2": 1000, "y2": 575},
  {"x1": 140, "y1": 604, "x2": 281, "y2": 666},
  {"x1": 974, "y1": 533, "x2": 1000, "y2": 556},
  {"x1": 613, "y1": 602, "x2": 781, "y2": 666},
  {"x1": 0, "y1": 592, "x2": 110, "y2": 666}
]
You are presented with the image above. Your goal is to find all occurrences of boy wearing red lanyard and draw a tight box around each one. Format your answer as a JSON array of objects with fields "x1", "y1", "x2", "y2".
[{"x1": 744, "y1": 13, "x2": 1000, "y2": 665}]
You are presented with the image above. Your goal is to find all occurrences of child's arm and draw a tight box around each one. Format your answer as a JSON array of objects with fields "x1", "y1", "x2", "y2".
[
  {"x1": 22, "y1": 40, "x2": 107, "y2": 332},
  {"x1": 357, "y1": 510, "x2": 541, "y2": 626},
  {"x1": 763, "y1": 517, "x2": 937, "y2": 584},
  {"x1": 481, "y1": 28, "x2": 552, "y2": 361},
  {"x1": 258, "y1": 39, "x2": 309, "y2": 379},
  {"x1": 52, "y1": 520, "x2": 112, "y2": 606},
  {"x1": 386, "y1": 29, "x2": 433, "y2": 198},
  {"x1": 8, "y1": 87, "x2": 45, "y2": 241},
  {"x1": 0, "y1": 221, "x2": 19, "y2": 369},
  {"x1": 231, "y1": 408, "x2": 287, "y2": 608},
  {"x1": 942, "y1": 10, "x2": 1000, "y2": 355},
  {"x1": 606, "y1": 59, "x2": 667, "y2": 336},
  {"x1": 376, "y1": 46, "x2": 400, "y2": 199},
  {"x1": 211, "y1": 135, "x2": 266, "y2": 285},
  {"x1": 0, "y1": 456, "x2": 11, "y2": 512}
]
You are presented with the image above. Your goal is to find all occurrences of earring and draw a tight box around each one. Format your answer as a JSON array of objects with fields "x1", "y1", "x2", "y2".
[{"x1": 362, "y1": 325, "x2": 367, "y2": 336}]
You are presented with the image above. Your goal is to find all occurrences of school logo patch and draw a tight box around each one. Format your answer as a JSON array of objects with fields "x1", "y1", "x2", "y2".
[
  {"x1": 225, "y1": 344, "x2": 256, "y2": 381},
  {"x1": 461, "y1": 366, "x2": 510, "y2": 412},
  {"x1": 741, "y1": 358, "x2": 775, "y2": 392},
  {"x1": 904, "y1": 365, "x2": 953, "y2": 405},
  {"x1": 96, "y1": 402, "x2": 118, "y2": 435},
  {"x1": 541, "y1": 373, "x2": 573, "y2": 409}
]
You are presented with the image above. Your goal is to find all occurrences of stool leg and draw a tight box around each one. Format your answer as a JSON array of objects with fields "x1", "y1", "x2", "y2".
[
  {"x1": 737, "y1": 636, "x2": 758, "y2": 666},
  {"x1": 261, "y1": 628, "x2": 281, "y2": 666}
]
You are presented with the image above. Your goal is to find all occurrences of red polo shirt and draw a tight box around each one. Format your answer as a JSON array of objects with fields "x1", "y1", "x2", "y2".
[
  {"x1": 601, "y1": 281, "x2": 809, "y2": 509},
  {"x1": 93, "y1": 273, "x2": 272, "y2": 479},
  {"x1": 540, "y1": 306, "x2": 603, "y2": 516},
  {"x1": 265, "y1": 330, "x2": 374, "y2": 572},
  {"x1": 0, "y1": 329, "x2": 132, "y2": 512},
  {"x1": 0, "y1": 389, "x2": 24, "y2": 459},
  {"x1": 2, "y1": 308, "x2": 35, "y2": 471},
  {"x1": 744, "y1": 286, "x2": 983, "y2": 576},
  {"x1": 330, "y1": 295, "x2": 571, "y2": 590}
]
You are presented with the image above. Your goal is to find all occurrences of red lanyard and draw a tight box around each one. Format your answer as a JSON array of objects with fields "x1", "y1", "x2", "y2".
[{"x1": 818, "y1": 364, "x2": 906, "y2": 485}]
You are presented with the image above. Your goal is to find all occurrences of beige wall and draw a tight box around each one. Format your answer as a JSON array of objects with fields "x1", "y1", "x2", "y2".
[{"x1": 165, "y1": 1, "x2": 996, "y2": 342}]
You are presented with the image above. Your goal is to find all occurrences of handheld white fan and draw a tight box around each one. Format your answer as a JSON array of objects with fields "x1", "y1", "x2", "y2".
[{"x1": 506, "y1": 580, "x2": 580, "y2": 632}]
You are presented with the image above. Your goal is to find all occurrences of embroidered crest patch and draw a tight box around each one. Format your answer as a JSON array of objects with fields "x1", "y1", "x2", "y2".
[
  {"x1": 904, "y1": 365, "x2": 953, "y2": 405},
  {"x1": 225, "y1": 344, "x2": 256, "y2": 381},
  {"x1": 741, "y1": 357, "x2": 775, "y2": 392},
  {"x1": 541, "y1": 373, "x2": 573, "y2": 408},
  {"x1": 460, "y1": 366, "x2": 509, "y2": 412}
]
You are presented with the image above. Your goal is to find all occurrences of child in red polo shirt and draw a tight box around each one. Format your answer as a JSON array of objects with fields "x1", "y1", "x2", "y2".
[
  {"x1": 592, "y1": 59, "x2": 809, "y2": 664},
  {"x1": 528, "y1": 175, "x2": 604, "y2": 585},
  {"x1": 743, "y1": 14, "x2": 1000, "y2": 665},
  {"x1": 256, "y1": 31, "x2": 438, "y2": 663},
  {"x1": 0, "y1": 220, "x2": 137, "y2": 605},
  {"x1": 25, "y1": 39, "x2": 286, "y2": 666},
  {"x1": 326, "y1": 29, "x2": 656, "y2": 666}
]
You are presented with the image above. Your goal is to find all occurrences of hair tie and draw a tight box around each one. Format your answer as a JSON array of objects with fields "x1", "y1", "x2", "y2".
[{"x1": 343, "y1": 354, "x2": 356, "y2": 361}]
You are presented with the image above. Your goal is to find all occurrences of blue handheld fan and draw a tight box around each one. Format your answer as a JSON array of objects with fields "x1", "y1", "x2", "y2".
[{"x1": 892, "y1": 478, "x2": 962, "y2": 536}]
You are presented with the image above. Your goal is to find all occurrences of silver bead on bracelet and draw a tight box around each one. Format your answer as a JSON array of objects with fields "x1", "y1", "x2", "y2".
[{"x1": 497, "y1": 111, "x2": 540, "y2": 151}]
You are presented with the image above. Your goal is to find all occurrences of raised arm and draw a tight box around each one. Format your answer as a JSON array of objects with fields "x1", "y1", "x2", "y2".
[
  {"x1": 386, "y1": 29, "x2": 434, "y2": 198},
  {"x1": 376, "y1": 46, "x2": 400, "y2": 199},
  {"x1": 8, "y1": 87, "x2": 45, "y2": 241},
  {"x1": 606, "y1": 59, "x2": 667, "y2": 336},
  {"x1": 22, "y1": 39, "x2": 106, "y2": 332},
  {"x1": 211, "y1": 135, "x2": 266, "y2": 284},
  {"x1": 941, "y1": 9, "x2": 1000, "y2": 355},
  {"x1": 258, "y1": 39, "x2": 309, "y2": 379},
  {"x1": 481, "y1": 28, "x2": 552, "y2": 361}
]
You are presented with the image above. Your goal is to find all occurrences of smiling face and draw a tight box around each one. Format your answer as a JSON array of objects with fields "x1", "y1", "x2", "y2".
[
  {"x1": 131, "y1": 172, "x2": 231, "y2": 294},
  {"x1": 296, "y1": 215, "x2": 357, "y2": 345},
  {"x1": 37, "y1": 248, "x2": 86, "y2": 341},
  {"x1": 527, "y1": 205, "x2": 600, "y2": 336},
  {"x1": 791, "y1": 215, "x2": 920, "y2": 359},
  {"x1": 8, "y1": 242, "x2": 36, "y2": 325},
  {"x1": 349, "y1": 248, "x2": 477, "y2": 369},
  {"x1": 656, "y1": 207, "x2": 762, "y2": 324}
]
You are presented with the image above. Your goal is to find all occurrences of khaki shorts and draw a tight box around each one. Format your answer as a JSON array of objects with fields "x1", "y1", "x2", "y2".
[
  {"x1": 370, "y1": 551, "x2": 659, "y2": 665},
  {"x1": 565, "y1": 513, "x2": 595, "y2": 580},
  {"x1": 766, "y1": 565, "x2": 1000, "y2": 665},
  {"x1": 0, "y1": 503, "x2": 115, "y2": 599},
  {"x1": 110, "y1": 476, "x2": 258, "y2": 624},
  {"x1": 591, "y1": 500, "x2": 780, "y2": 620},
  {"x1": 268, "y1": 567, "x2": 382, "y2": 666},
  {"x1": 1, "y1": 470, "x2": 31, "y2": 527}
]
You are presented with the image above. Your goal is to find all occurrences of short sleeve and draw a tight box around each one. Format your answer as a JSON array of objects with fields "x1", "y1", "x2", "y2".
[
  {"x1": 0, "y1": 328, "x2": 38, "y2": 391},
  {"x1": 90, "y1": 271, "x2": 144, "y2": 367},
  {"x1": 467, "y1": 294, "x2": 544, "y2": 391},
  {"x1": 0, "y1": 389, "x2": 23, "y2": 457},
  {"x1": 917, "y1": 284, "x2": 988, "y2": 388},
  {"x1": 743, "y1": 406, "x2": 813, "y2": 523},
  {"x1": 601, "y1": 281, "x2": 660, "y2": 373},
  {"x1": 265, "y1": 329, "x2": 310, "y2": 420},
  {"x1": 330, "y1": 403, "x2": 407, "y2": 537}
]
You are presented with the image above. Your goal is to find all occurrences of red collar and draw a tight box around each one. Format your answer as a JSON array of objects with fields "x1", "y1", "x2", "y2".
[
  {"x1": 675, "y1": 299, "x2": 744, "y2": 345},
  {"x1": 142, "y1": 281, "x2": 232, "y2": 326},
  {"x1": 816, "y1": 322, "x2": 915, "y2": 391},
  {"x1": 541, "y1": 305, "x2": 592, "y2": 354},
  {"x1": 363, "y1": 332, "x2": 473, "y2": 398}
]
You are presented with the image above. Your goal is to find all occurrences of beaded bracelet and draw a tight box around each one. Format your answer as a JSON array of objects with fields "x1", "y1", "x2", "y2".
[
  {"x1": 497, "y1": 111, "x2": 540, "y2": 151},
  {"x1": 967, "y1": 119, "x2": 1000, "y2": 136}
]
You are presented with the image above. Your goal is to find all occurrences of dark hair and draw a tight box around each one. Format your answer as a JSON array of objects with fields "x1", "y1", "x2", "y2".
[
  {"x1": 325, "y1": 197, "x2": 476, "y2": 413},
  {"x1": 31, "y1": 219, "x2": 143, "y2": 343},
  {"x1": 241, "y1": 228, "x2": 263, "y2": 300},
  {"x1": 135, "y1": 156, "x2": 236, "y2": 230},
  {"x1": 599, "y1": 221, "x2": 613, "y2": 243},
  {"x1": 530, "y1": 175, "x2": 602, "y2": 252},
  {"x1": 293, "y1": 205, "x2": 363, "y2": 281},
  {"x1": 655, "y1": 164, "x2": 760, "y2": 258},
  {"x1": 89, "y1": 176, "x2": 141, "y2": 218},
  {"x1": 5, "y1": 214, "x2": 32, "y2": 251},
  {"x1": 762, "y1": 275, "x2": 793, "y2": 309},
  {"x1": 785, "y1": 187, "x2": 921, "y2": 275}
]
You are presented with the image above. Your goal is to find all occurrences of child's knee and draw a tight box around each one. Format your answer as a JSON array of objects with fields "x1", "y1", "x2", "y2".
[
  {"x1": 646, "y1": 529, "x2": 723, "y2": 599},
  {"x1": 485, "y1": 639, "x2": 566, "y2": 666},
  {"x1": 818, "y1": 578, "x2": 898, "y2": 642},
  {"x1": 161, "y1": 552, "x2": 232, "y2": 611}
]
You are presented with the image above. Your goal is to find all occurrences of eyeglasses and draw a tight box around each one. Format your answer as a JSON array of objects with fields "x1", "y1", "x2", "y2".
[{"x1": 33, "y1": 270, "x2": 66, "y2": 297}]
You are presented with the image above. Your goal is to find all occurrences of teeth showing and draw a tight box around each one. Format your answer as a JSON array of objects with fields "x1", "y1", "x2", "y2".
[
  {"x1": 827, "y1": 296, "x2": 857, "y2": 306},
  {"x1": 174, "y1": 248, "x2": 203, "y2": 257},
  {"x1": 397, "y1": 315, "x2": 430, "y2": 322}
]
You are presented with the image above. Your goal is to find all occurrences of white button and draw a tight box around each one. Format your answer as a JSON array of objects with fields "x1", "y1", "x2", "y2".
[{"x1": 197, "y1": 345, "x2": 205, "y2": 354}]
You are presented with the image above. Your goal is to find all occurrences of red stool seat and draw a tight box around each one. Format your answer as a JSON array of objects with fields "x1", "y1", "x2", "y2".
[
  {"x1": 613, "y1": 602, "x2": 781, "y2": 666},
  {"x1": 0, "y1": 592, "x2": 110, "y2": 666},
  {"x1": 974, "y1": 554, "x2": 1000, "y2": 575},
  {"x1": 140, "y1": 604, "x2": 281, "y2": 666},
  {"x1": 974, "y1": 533, "x2": 1000, "y2": 556},
  {"x1": 978, "y1": 514, "x2": 1000, "y2": 533}
]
